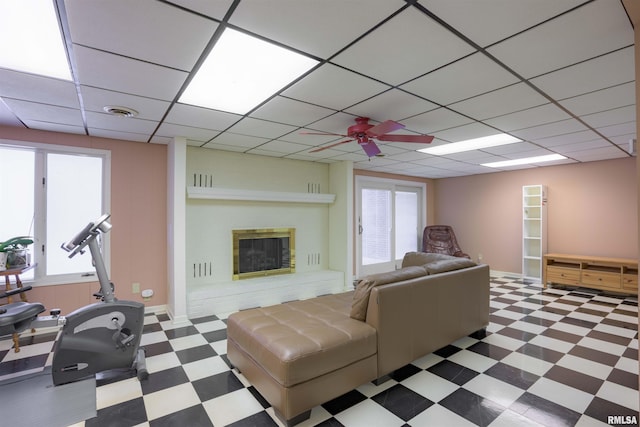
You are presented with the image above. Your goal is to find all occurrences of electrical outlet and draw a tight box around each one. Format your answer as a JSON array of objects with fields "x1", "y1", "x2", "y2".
[
  {"x1": 478, "y1": 253, "x2": 483, "y2": 262},
  {"x1": 132, "y1": 282, "x2": 140, "y2": 294}
]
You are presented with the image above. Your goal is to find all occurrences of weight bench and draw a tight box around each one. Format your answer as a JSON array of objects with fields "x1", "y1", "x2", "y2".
[{"x1": 0, "y1": 286, "x2": 46, "y2": 352}]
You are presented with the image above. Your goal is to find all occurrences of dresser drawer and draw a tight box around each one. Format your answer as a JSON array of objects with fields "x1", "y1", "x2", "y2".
[
  {"x1": 546, "y1": 266, "x2": 580, "y2": 285},
  {"x1": 622, "y1": 273, "x2": 638, "y2": 291},
  {"x1": 581, "y1": 270, "x2": 621, "y2": 289}
]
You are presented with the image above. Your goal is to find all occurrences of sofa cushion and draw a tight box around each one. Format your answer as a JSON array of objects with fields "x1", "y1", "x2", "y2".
[
  {"x1": 401, "y1": 252, "x2": 453, "y2": 268},
  {"x1": 227, "y1": 292, "x2": 377, "y2": 388},
  {"x1": 424, "y1": 257, "x2": 477, "y2": 274},
  {"x1": 350, "y1": 266, "x2": 427, "y2": 321}
]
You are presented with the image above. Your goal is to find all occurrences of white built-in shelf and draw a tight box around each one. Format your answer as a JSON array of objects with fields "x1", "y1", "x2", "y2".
[
  {"x1": 522, "y1": 185, "x2": 547, "y2": 280},
  {"x1": 187, "y1": 186, "x2": 336, "y2": 204}
]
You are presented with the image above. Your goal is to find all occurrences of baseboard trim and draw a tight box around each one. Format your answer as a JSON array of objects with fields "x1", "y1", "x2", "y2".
[{"x1": 144, "y1": 304, "x2": 167, "y2": 315}]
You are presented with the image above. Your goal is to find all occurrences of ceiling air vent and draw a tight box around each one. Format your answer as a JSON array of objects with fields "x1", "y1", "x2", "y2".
[{"x1": 103, "y1": 105, "x2": 138, "y2": 118}]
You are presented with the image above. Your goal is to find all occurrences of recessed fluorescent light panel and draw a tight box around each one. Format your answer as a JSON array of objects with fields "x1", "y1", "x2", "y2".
[
  {"x1": 0, "y1": 0, "x2": 72, "y2": 80},
  {"x1": 482, "y1": 154, "x2": 567, "y2": 168},
  {"x1": 419, "y1": 134, "x2": 521, "y2": 155},
  {"x1": 180, "y1": 29, "x2": 318, "y2": 115}
]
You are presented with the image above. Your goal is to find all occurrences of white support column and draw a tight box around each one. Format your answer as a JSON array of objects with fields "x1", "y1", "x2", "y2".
[
  {"x1": 329, "y1": 160, "x2": 353, "y2": 289},
  {"x1": 167, "y1": 137, "x2": 188, "y2": 323}
]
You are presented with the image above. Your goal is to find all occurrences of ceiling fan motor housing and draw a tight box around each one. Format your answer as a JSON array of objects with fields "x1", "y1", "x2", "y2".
[{"x1": 348, "y1": 117, "x2": 374, "y2": 141}]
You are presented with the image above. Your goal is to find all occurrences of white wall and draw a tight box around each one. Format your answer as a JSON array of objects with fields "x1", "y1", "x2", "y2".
[{"x1": 186, "y1": 148, "x2": 336, "y2": 287}]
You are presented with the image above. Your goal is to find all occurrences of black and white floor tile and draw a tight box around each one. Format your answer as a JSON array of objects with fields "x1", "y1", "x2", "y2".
[{"x1": 1, "y1": 275, "x2": 638, "y2": 426}]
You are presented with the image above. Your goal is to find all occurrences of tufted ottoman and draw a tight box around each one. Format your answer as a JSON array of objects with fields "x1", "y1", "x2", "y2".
[{"x1": 226, "y1": 292, "x2": 377, "y2": 426}]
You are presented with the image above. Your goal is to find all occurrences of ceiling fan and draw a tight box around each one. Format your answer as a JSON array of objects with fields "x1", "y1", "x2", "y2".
[{"x1": 304, "y1": 117, "x2": 434, "y2": 157}]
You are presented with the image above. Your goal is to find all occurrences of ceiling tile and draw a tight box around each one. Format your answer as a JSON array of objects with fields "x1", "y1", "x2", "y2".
[
  {"x1": 282, "y1": 64, "x2": 388, "y2": 111},
  {"x1": 155, "y1": 122, "x2": 220, "y2": 143},
  {"x1": 484, "y1": 103, "x2": 571, "y2": 132},
  {"x1": 226, "y1": 117, "x2": 298, "y2": 139},
  {"x1": 400, "y1": 52, "x2": 519, "y2": 105},
  {"x1": 300, "y1": 112, "x2": 362, "y2": 135},
  {"x1": 421, "y1": 0, "x2": 585, "y2": 47},
  {"x1": 511, "y1": 118, "x2": 589, "y2": 141},
  {"x1": 250, "y1": 96, "x2": 334, "y2": 127},
  {"x1": 386, "y1": 150, "x2": 432, "y2": 162},
  {"x1": 3, "y1": 99, "x2": 83, "y2": 126},
  {"x1": 331, "y1": 151, "x2": 376, "y2": 162},
  {"x1": 609, "y1": 132, "x2": 637, "y2": 147},
  {"x1": 487, "y1": 0, "x2": 633, "y2": 78},
  {"x1": 433, "y1": 122, "x2": 501, "y2": 143},
  {"x1": 480, "y1": 141, "x2": 540, "y2": 156},
  {"x1": 558, "y1": 82, "x2": 635, "y2": 117},
  {"x1": 66, "y1": 0, "x2": 218, "y2": 71},
  {"x1": 449, "y1": 83, "x2": 548, "y2": 120},
  {"x1": 164, "y1": 0, "x2": 234, "y2": 20},
  {"x1": 344, "y1": 89, "x2": 438, "y2": 122},
  {"x1": 596, "y1": 122, "x2": 636, "y2": 139},
  {"x1": 331, "y1": 8, "x2": 475, "y2": 85},
  {"x1": 553, "y1": 139, "x2": 612, "y2": 155},
  {"x1": 566, "y1": 146, "x2": 629, "y2": 162},
  {"x1": 530, "y1": 47, "x2": 635, "y2": 100},
  {"x1": 251, "y1": 139, "x2": 310, "y2": 155},
  {"x1": 22, "y1": 120, "x2": 84, "y2": 135},
  {"x1": 501, "y1": 147, "x2": 559, "y2": 160},
  {"x1": 0, "y1": 100, "x2": 23, "y2": 127},
  {"x1": 401, "y1": 108, "x2": 473, "y2": 134},
  {"x1": 165, "y1": 103, "x2": 241, "y2": 130},
  {"x1": 382, "y1": 140, "x2": 434, "y2": 153},
  {"x1": 199, "y1": 141, "x2": 247, "y2": 153},
  {"x1": 533, "y1": 130, "x2": 602, "y2": 148},
  {"x1": 88, "y1": 128, "x2": 151, "y2": 142},
  {"x1": 229, "y1": 0, "x2": 404, "y2": 59},
  {"x1": 73, "y1": 45, "x2": 188, "y2": 100},
  {"x1": 85, "y1": 111, "x2": 158, "y2": 134},
  {"x1": 367, "y1": 143, "x2": 411, "y2": 157},
  {"x1": 205, "y1": 132, "x2": 270, "y2": 149},
  {"x1": 0, "y1": 69, "x2": 80, "y2": 108},
  {"x1": 278, "y1": 130, "x2": 336, "y2": 145},
  {"x1": 580, "y1": 105, "x2": 636, "y2": 129},
  {"x1": 80, "y1": 86, "x2": 171, "y2": 121}
]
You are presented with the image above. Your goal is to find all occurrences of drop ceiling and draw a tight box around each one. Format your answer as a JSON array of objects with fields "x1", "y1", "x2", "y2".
[{"x1": 0, "y1": 0, "x2": 635, "y2": 178}]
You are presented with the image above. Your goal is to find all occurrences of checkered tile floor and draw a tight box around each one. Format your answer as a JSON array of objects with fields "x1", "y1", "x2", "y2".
[{"x1": 1, "y1": 275, "x2": 638, "y2": 426}]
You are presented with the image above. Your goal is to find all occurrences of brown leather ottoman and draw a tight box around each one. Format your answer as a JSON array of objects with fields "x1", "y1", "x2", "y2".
[{"x1": 227, "y1": 292, "x2": 377, "y2": 426}]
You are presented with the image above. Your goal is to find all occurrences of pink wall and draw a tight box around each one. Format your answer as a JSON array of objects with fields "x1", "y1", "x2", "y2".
[
  {"x1": 434, "y1": 157, "x2": 637, "y2": 273},
  {"x1": 0, "y1": 126, "x2": 168, "y2": 314}
]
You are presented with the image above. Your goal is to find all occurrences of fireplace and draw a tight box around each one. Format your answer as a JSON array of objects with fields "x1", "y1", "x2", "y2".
[{"x1": 233, "y1": 228, "x2": 295, "y2": 280}]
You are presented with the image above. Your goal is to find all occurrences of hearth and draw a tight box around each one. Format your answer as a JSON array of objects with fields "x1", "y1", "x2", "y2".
[{"x1": 233, "y1": 228, "x2": 295, "y2": 280}]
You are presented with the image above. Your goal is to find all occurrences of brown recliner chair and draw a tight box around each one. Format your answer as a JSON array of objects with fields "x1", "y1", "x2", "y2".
[{"x1": 422, "y1": 225, "x2": 470, "y2": 258}]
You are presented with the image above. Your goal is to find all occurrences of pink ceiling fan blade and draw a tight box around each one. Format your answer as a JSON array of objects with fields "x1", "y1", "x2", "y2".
[
  {"x1": 309, "y1": 139, "x2": 354, "y2": 153},
  {"x1": 366, "y1": 120, "x2": 405, "y2": 137},
  {"x1": 300, "y1": 131, "x2": 348, "y2": 137},
  {"x1": 376, "y1": 134, "x2": 434, "y2": 144},
  {"x1": 361, "y1": 141, "x2": 381, "y2": 157}
]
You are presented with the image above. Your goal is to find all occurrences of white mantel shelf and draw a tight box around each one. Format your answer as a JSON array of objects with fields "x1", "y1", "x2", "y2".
[{"x1": 187, "y1": 186, "x2": 336, "y2": 204}]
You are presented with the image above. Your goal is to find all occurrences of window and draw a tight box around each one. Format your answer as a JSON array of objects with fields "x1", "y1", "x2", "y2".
[
  {"x1": 356, "y1": 176, "x2": 425, "y2": 277},
  {"x1": 0, "y1": 140, "x2": 110, "y2": 285}
]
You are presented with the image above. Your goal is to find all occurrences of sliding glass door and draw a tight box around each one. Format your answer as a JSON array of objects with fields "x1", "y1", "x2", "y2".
[{"x1": 356, "y1": 177, "x2": 425, "y2": 277}]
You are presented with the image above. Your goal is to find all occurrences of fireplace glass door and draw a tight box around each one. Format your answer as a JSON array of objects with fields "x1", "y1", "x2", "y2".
[{"x1": 233, "y1": 228, "x2": 295, "y2": 279}]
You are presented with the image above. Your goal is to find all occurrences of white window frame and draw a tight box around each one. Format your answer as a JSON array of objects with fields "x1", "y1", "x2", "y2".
[
  {"x1": 355, "y1": 175, "x2": 426, "y2": 278},
  {"x1": 0, "y1": 139, "x2": 111, "y2": 286}
]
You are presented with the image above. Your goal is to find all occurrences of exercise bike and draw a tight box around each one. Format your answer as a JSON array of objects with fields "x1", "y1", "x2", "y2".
[
  {"x1": 0, "y1": 214, "x2": 148, "y2": 386},
  {"x1": 52, "y1": 214, "x2": 148, "y2": 385}
]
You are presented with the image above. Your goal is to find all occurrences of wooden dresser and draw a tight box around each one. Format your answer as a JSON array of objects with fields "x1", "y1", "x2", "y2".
[{"x1": 542, "y1": 253, "x2": 638, "y2": 295}]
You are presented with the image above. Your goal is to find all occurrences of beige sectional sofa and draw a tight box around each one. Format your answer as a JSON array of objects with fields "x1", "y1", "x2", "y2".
[{"x1": 227, "y1": 252, "x2": 490, "y2": 426}]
